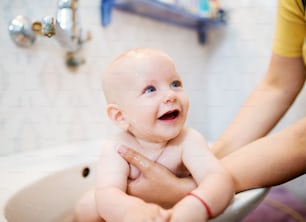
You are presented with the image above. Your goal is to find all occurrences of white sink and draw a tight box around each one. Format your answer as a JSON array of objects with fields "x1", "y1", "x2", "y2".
[{"x1": 0, "y1": 140, "x2": 269, "y2": 222}]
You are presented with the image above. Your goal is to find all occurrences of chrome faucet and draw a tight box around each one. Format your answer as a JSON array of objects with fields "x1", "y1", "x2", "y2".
[
  {"x1": 54, "y1": 0, "x2": 91, "y2": 52},
  {"x1": 8, "y1": 0, "x2": 91, "y2": 69}
]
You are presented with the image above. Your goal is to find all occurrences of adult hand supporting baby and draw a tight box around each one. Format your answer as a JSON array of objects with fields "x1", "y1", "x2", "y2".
[{"x1": 118, "y1": 145, "x2": 196, "y2": 208}]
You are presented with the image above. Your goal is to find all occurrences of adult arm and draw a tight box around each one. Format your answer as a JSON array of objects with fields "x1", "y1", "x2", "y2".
[
  {"x1": 221, "y1": 116, "x2": 306, "y2": 192},
  {"x1": 212, "y1": 0, "x2": 306, "y2": 192},
  {"x1": 212, "y1": 54, "x2": 306, "y2": 158}
]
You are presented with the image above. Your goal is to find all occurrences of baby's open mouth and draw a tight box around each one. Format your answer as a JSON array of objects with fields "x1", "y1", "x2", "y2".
[{"x1": 158, "y1": 110, "x2": 180, "y2": 120}]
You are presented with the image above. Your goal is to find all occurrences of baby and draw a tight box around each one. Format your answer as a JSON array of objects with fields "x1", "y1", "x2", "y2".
[{"x1": 75, "y1": 48, "x2": 234, "y2": 222}]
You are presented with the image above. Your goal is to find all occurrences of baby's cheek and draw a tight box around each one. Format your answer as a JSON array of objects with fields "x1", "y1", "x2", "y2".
[{"x1": 128, "y1": 164, "x2": 141, "y2": 180}]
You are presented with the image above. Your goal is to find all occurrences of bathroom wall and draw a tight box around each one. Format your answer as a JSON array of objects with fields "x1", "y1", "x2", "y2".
[{"x1": 1, "y1": 0, "x2": 306, "y2": 201}]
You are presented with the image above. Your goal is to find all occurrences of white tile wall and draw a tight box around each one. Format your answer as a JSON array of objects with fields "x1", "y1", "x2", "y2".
[
  {"x1": 1, "y1": 0, "x2": 305, "y2": 201},
  {"x1": 1, "y1": 0, "x2": 305, "y2": 150}
]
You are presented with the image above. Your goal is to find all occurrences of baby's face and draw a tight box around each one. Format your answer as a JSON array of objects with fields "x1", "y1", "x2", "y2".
[{"x1": 114, "y1": 50, "x2": 189, "y2": 142}]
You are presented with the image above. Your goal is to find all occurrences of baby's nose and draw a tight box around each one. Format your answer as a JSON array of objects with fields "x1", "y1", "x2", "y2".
[{"x1": 163, "y1": 90, "x2": 177, "y2": 103}]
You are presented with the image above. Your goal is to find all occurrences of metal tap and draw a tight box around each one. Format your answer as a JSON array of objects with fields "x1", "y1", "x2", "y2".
[
  {"x1": 8, "y1": 0, "x2": 91, "y2": 69},
  {"x1": 54, "y1": 0, "x2": 91, "y2": 52}
]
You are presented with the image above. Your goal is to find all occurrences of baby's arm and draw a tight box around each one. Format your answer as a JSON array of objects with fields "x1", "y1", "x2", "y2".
[
  {"x1": 170, "y1": 129, "x2": 234, "y2": 221},
  {"x1": 95, "y1": 141, "x2": 169, "y2": 222}
]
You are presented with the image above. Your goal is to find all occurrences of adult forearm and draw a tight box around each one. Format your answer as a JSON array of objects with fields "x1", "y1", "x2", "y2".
[
  {"x1": 221, "y1": 117, "x2": 306, "y2": 192},
  {"x1": 212, "y1": 55, "x2": 305, "y2": 158},
  {"x1": 212, "y1": 86, "x2": 291, "y2": 158}
]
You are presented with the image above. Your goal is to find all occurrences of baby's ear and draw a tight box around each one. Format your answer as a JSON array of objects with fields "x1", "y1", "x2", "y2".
[{"x1": 106, "y1": 104, "x2": 129, "y2": 130}]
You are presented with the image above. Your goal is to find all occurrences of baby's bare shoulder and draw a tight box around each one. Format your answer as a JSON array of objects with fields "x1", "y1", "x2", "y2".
[{"x1": 177, "y1": 127, "x2": 206, "y2": 141}]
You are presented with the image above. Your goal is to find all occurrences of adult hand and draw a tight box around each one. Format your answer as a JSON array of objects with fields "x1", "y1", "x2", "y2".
[{"x1": 118, "y1": 145, "x2": 196, "y2": 208}]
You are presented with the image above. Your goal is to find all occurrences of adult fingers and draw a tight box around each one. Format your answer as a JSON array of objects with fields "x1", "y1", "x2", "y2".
[{"x1": 117, "y1": 145, "x2": 153, "y2": 172}]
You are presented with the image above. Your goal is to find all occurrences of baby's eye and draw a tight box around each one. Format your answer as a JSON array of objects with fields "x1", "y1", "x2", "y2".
[
  {"x1": 143, "y1": 85, "x2": 156, "y2": 94},
  {"x1": 171, "y1": 80, "x2": 182, "y2": 88}
]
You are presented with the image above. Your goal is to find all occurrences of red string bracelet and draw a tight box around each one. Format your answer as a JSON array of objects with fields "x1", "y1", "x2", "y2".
[{"x1": 186, "y1": 192, "x2": 212, "y2": 218}]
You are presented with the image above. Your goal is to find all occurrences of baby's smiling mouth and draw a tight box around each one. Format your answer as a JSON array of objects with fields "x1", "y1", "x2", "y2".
[{"x1": 158, "y1": 110, "x2": 180, "y2": 120}]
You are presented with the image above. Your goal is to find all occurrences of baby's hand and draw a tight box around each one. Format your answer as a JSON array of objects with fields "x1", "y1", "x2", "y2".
[{"x1": 123, "y1": 202, "x2": 170, "y2": 222}]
